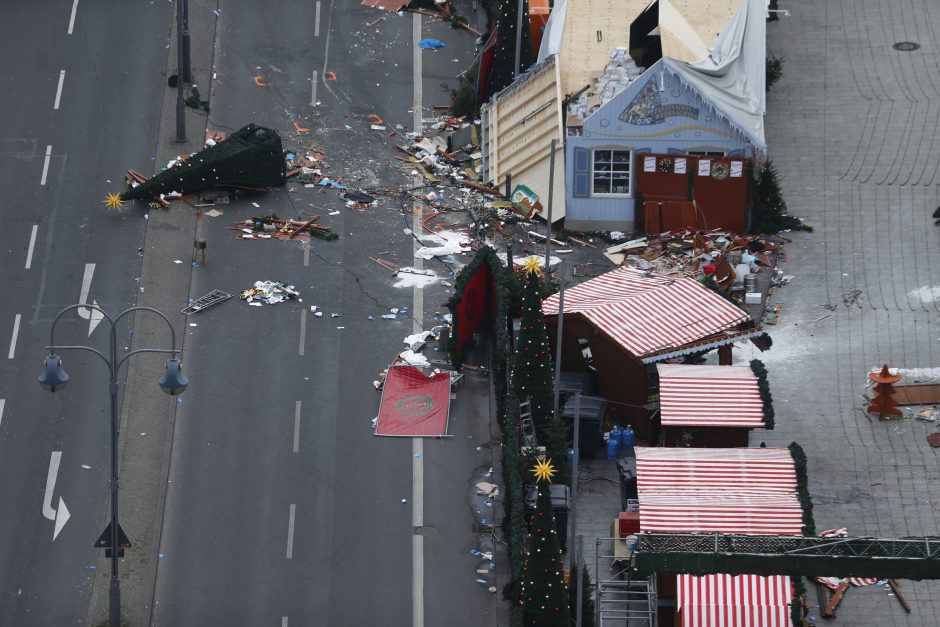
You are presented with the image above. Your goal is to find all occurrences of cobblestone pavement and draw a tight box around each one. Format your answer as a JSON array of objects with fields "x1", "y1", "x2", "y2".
[{"x1": 745, "y1": 1, "x2": 940, "y2": 624}]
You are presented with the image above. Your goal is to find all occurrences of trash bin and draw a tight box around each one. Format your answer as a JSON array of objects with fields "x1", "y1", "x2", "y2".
[
  {"x1": 525, "y1": 484, "x2": 571, "y2": 551},
  {"x1": 562, "y1": 395, "x2": 608, "y2": 458},
  {"x1": 616, "y1": 457, "x2": 638, "y2": 511}
]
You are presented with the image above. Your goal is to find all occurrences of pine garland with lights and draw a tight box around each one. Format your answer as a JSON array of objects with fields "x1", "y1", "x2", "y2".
[
  {"x1": 518, "y1": 459, "x2": 570, "y2": 625},
  {"x1": 749, "y1": 359, "x2": 775, "y2": 430},
  {"x1": 501, "y1": 392, "x2": 528, "y2": 616},
  {"x1": 788, "y1": 442, "x2": 816, "y2": 535},
  {"x1": 511, "y1": 259, "x2": 569, "y2": 480},
  {"x1": 511, "y1": 259, "x2": 557, "y2": 430},
  {"x1": 482, "y1": 0, "x2": 535, "y2": 101}
]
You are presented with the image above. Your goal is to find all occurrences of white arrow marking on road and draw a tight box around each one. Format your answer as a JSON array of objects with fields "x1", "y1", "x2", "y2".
[
  {"x1": 77, "y1": 263, "x2": 104, "y2": 336},
  {"x1": 43, "y1": 452, "x2": 71, "y2": 541},
  {"x1": 43, "y1": 452, "x2": 62, "y2": 521},
  {"x1": 53, "y1": 498, "x2": 70, "y2": 541}
]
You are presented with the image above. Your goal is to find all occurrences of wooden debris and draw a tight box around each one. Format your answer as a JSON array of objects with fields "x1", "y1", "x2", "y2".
[
  {"x1": 369, "y1": 257, "x2": 399, "y2": 274},
  {"x1": 823, "y1": 581, "x2": 848, "y2": 618},
  {"x1": 366, "y1": 15, "x2": 386, "y2": 27},
  {"x1": 887, "y1": 579, "x2": 911, "y2": 614}
]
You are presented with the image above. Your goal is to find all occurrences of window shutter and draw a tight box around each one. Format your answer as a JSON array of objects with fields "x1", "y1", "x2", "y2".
[{"x1": 572, "y1": 147, "x2": 590, "y2": 198}]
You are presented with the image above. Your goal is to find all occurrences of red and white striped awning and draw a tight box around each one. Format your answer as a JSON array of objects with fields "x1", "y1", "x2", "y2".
[
  {"x1": 635, "y1": 447, "x2": 797, "y2": 495},
  {"x1": 542, "y1": 267, "x2": 750, "y2": 359},
  {"x1": 678, "y1": 574, "x2": 793, "y2": 627},
  {"x1": 637, "y1": 493, "x2": 804, "y2": 534},
  {"x1": 658, "y1": 364, "x2": 766, "y2": 428}
]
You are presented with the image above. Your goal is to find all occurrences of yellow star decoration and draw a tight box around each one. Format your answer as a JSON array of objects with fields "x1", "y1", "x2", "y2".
[
  {"x1": 104, "y1": 192, "x2": 124, "y2": 212},
  {"x1": 522, "y1": 256, "x2": 542, "y2": 276},
  {"x1": 531, "y1": 458, "x2": 557, "y2": 483}
]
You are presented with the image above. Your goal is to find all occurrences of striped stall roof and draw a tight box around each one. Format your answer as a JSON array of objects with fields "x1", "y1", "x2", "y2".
[
  {"x1": 542, "y1": 267, "x2": 750, "y2": 358},
  {"x1": 658, "y1": 364, "x2": 766, "y2": 428},
  {"x1": 678, "y1": 574, "x2": 793, "y2": 627},
  {"x1": 635, "y1": 447, "x2": 797, "y2": 495},
  {"x1": 638, "y1": 493, "x2": 804, "y2": 534}
]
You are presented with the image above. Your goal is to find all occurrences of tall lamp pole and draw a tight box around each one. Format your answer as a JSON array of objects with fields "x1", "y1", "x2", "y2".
[
  {"x1": 175, "y1": 0, "x2": 187, "y2": 142},
  {"x1": 38, "y1": 305, "x2": 189, "y2": 627},
  {"x1": 181, "y1": 0, "x2": 191, "y2": 83}
]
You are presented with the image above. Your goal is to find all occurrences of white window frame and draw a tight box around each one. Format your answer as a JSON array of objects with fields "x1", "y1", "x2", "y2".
[
  {"x1": 687, "y1": 150, "x2": 727, "y2": 157},
  {"x1": 591, "y1": 148, "x2": 632, "y2": 197}
]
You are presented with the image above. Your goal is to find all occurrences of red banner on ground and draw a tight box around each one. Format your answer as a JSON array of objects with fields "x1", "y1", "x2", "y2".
[{"x1": 375, "y1": 366, "x2": 451, "y2": 437}]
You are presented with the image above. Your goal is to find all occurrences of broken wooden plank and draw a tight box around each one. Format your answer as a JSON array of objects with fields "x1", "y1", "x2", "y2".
[
  {"x1": 888, "y1": 579, "x2": 911, "y2": 614},
  {"x1": 823, "y1": 581, "x2": 848, "y2": 618}
]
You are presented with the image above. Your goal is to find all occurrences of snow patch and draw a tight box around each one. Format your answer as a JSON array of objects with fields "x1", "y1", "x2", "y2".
[{"x1": 908, "y1": 285, "x2": 940, "y2": 304}]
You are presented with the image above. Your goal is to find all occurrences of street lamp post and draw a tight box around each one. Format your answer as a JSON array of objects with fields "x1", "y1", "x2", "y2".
[{"x1": 38, "y1": 305, "x2": 188, "y2": 627}]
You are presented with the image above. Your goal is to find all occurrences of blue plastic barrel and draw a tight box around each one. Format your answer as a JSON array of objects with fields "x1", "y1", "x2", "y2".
[
  {"x1": 621, "y1": 425, "x2": 635, "y2": 450},
  {"x1": 606, "y1": 437, "x2": 620, "y2": 460},
  {"x1": 610, "y1": 426, "x2": 622, "y2": 449}
]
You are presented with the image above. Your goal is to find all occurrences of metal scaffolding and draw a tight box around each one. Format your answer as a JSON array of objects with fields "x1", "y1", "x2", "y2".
[{"x1": 594, "y1": 536, "x2": 657, "y2": 626}]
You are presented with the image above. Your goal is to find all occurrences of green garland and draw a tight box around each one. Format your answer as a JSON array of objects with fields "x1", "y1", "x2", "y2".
[
  {"x1": 790, "y1": 575, "x2": 806, "y2": 626},
  {"x1": 749, "y1": 359, "x2": 775, "y2": 430},
  {"x1": 502, "y1": 392, "x2": 527, "y2": 624},
  {"x1": 788, "y1": 442, "x2": 816, "y2": 535}
]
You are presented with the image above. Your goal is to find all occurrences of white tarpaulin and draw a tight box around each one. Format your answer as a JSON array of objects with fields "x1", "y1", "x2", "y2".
[
  {"x1": 662, "y1": 0, "x2": 767, "y2": 151},
  {"x1": 536, "y1": 0, "x2": 568, "y2": 62}
]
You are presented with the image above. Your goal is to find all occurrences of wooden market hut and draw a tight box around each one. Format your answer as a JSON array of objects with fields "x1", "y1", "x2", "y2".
[
  {"x1": 656, "y1": 363, "x2": 770, "y2": 447},
  {"x1": 543, "y1": 267, "x2": 762, "y2": 443},
  {"x1": 634, "y1": 447, "x2": 803, "y2": 626}
]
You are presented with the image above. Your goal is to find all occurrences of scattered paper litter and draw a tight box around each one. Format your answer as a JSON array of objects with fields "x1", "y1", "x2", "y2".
[
  {"x1": 173, "y1": 260, "x2": 183, "y2": 264},
  {"x1": 399, "y1": 349, "x2": 430, "y2": 367}
]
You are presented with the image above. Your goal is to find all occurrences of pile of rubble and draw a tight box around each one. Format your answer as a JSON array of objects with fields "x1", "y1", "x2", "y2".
[
  {"x1": 238, "y1": 280, "x2": 299, "y2": 306},
  {"x1": 228, "y1": 214, "x2": 336, "y2": 241}
]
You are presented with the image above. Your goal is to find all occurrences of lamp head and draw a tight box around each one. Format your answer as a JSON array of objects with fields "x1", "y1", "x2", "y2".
[
  {"x1": 38, "y1": 355, "x2": 70, "y2": 393},
  {"x1": 159, "y1": 358, "x2": 189, "y2": 396}
]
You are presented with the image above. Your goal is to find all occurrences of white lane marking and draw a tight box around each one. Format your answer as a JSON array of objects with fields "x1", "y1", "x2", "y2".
[
  {"x1": 0, "y1": 399, "x2": 5, "y2": 429},
  {"x1": 25, "y1": 225, "x2": 38, "y2": 269},
  {"x1": 42, "y1": 451, "x2": 62, "y2": 520},
  {"x1": 286, "y1": 504, "x2": 296, "y2": 559},
  {"x1": 293, "y1": 401, "x2": 301, "y2": 453},
  {"x1": 298, "y1": 309, "x2": 307, "y2": 356},
  {"x1": 53, "y1": 70, "x2": 65, "y2": 110},
  {"x1": 310, "y1": 70, "x2": 318, "y2": 107},
  {"x1": 77, "y1": 263, "x2": 104, "y2": 336},
  {"x1": 67, "y1": 0, "x2": 79, "y2": 34},
  {"x1": 8, "y1": 315, "x2": 21, "y2": 359},
  {"x1": 304, "y1": 240, "x2": 311, "y2": 266},
  {"x1": 314, "y1": 1, "x2": 321, "y2": 37},
  {"x1": 412, "y1": 439, "x2": 424, "y2": 627},
  {"x1": 411, "y1": 168, "x2": 425, "y2": 627},
  {"x1": 40, "y1": 145, "x2": 52, "y2": 186},
  {"x1": 412, "y1": 13, "x2": 423, "y2": 132},
  {"x1": 282, "y1": 619, "x2": 288, "y2": 627}
]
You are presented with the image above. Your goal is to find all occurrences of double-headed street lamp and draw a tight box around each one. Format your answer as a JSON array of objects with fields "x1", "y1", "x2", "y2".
[{"x1": 38, "y1": 305, "x2": 188, "y2": 627}]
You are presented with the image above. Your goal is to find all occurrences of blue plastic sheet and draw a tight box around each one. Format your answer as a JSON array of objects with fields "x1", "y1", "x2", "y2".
[{"x1": 418, "y1": 38, "x2": 445, "y2": 50}]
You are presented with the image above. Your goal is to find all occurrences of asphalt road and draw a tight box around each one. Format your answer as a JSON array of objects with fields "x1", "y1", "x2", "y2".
[
  {"x1": 149, "y1": 1, "x2": 500, "y2": 626},
  {"x1": 0, "y1": 1, "x2": 175, "y2": 625}
]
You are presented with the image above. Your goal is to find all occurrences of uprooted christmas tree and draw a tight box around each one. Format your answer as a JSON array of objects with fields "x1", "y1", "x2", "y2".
[
  {"x1": 121, "y1": 123, "x2": 286, "y2": 201},
  {"x1": 519, "y1": 458, "x2": 570, "y2": 626}
]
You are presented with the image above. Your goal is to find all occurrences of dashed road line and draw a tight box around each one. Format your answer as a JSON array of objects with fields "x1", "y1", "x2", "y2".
[
  {"x1": 53, "y1": 71, "x2": 65, "y2": 110},
  {"x1": 25, "y1": 225, "x2": 38, "y2": 269},
  {"x1": 315, "y1": 1, "x2": 321, "y2": 37},
  {"x1": 298, "y1": 309, "x2": 307, "y2": 356},
  {"x1": 293, "y1": 401, "x2": 301, "y2": 453},
  {"x1": 67, "y1": 0, "x2": 79, "y2": 34},
  {"x1": 8, "y1": 315, "x2": 21, "y2": 359},
  {"x1": 40, "y1": 145, "x2": 52, "y2": 186},
  {"x1": 286, "y1": 504, "x2": 296, "y2": 559},
  {"x1": 0, "y1": 399, "x2": 5, "y2": 429}
]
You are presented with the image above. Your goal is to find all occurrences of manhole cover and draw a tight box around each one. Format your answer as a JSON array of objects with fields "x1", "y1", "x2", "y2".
[{"x1": 893, "y1": 41, "x2": 920, "y2": 51}]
